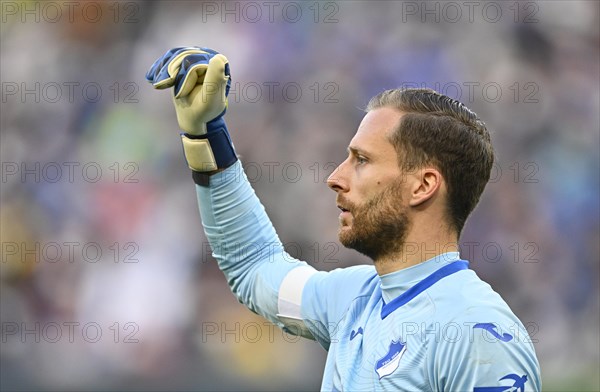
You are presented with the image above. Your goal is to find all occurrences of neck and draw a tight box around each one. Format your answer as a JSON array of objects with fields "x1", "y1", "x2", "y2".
[{"x1": 373, "y1": 226, "x2": 458, "y2": 275}]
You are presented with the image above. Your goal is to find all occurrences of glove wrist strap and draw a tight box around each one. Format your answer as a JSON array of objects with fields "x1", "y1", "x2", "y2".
[{"x1": 181, "y1": 124, "x2": 237, "y2": 175}]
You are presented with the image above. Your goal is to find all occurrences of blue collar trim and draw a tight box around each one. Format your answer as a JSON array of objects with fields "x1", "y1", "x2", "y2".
[{"x1": 381, "y1": 260, "x2": 469, "y2": 319}]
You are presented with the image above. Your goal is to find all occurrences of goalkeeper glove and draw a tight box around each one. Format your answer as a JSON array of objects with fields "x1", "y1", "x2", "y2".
[{"x1": 145, "y1": 46, "x2": 237, "y2": 174}]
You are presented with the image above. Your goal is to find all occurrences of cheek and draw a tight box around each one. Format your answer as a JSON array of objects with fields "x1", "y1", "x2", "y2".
[{"x1": 352, "y1": 165, "x2": 403, "y2": 199}]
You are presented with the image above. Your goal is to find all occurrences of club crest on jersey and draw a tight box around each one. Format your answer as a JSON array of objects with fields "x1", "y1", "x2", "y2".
[{"x1": 374, "y1": 340, "x2": 406, "y2": 379}]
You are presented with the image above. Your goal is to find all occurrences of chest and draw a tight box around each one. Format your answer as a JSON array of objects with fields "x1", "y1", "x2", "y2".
[{"x1": 325, "y1": 294, "x2": 435, "y2": 391}]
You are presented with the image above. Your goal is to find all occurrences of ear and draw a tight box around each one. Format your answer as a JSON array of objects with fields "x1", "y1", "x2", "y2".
[{"x1": 408, "y1": 168, "x2": 442, "y2": 207}]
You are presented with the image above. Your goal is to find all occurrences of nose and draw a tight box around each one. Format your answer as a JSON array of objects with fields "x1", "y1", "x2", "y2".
[{"x1": 327, "y1": 160, "x2": 349, "y2": 193}]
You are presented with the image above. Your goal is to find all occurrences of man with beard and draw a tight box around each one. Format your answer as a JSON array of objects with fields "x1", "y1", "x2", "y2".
[{"x1": 146, "y1": 47, "x2": 541, "y2": 391}]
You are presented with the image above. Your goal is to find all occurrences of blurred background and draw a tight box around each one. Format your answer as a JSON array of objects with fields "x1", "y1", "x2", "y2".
[{"x1": 1, "y1": 1, "x2": 598, "y2": 390}]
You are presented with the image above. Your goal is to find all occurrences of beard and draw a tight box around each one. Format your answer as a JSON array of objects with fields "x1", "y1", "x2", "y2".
[{"x1": 338, "y1": 182, "x2": 410, "y2": 261}]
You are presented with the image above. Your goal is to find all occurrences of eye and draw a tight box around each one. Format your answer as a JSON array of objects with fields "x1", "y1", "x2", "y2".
[{"x1": 356, "y1": 155, "x2": 368, "y2": 165}]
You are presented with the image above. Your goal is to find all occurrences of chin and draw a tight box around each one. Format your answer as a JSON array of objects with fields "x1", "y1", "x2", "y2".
[{"x1": 337, "y1": 227, "x2": 355, "y2": 248}]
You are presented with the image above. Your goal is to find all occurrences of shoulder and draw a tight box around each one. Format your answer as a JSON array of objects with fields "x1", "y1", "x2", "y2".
[
  {"x1": 299, "y1": 264, "x2": 379, "y2": 349},
  {"x1": 423, "y1": 268, "x2": 541, "y2": 391},
  {"x1": 428, "y1": 268, "x2": 518, "y2": 323},
  {"x1": 308, "y1": 264, "x2": 379, "y2": 293},
  {"x1": 426, "y1": 268, "x2": 533, "y2": 351}
]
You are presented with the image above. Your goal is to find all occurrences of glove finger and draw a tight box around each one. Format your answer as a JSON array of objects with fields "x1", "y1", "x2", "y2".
[
  {"x1": 173, "y1": 54, "x2": 211, "y2": 98},
  {"x1": 203, "y1": 53, "x2": 230, "y2": 100},
  {"x1": 224, "y1": 62, "x2": 231, "y2": 96},
  {"x1": 152, "y1": 48, "x2": 209, "y2": 89},
  {"x1": 165, "y1": 50, "x2": 208, "y2": 82},
  {"x1": 145, "y1": 46, "x2": 222, "y2": 86},
  {"x1": 145, "y1": 46, "x2": 190, "y2": 84},
  {"x1": 198, "y1": 47, "x2": 220, "y2": 56}
]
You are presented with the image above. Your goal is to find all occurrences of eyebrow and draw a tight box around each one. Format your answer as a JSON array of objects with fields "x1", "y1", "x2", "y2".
[{"x1": 347, "y1": 146, "x2": 370, "y2": 156}]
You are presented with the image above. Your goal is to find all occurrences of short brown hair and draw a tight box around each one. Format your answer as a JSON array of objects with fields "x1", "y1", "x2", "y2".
[{"x1": 366, "y1": 88, "x2": 494, "y2": 236}]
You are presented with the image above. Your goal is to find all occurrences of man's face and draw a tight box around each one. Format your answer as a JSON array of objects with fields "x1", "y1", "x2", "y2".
[{"x1": 327, "y1": 107, "x2": 411, "y2": 261}]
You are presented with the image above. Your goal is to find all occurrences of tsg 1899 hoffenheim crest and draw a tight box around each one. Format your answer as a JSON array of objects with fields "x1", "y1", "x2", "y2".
[{"x1": 374, "y1": 340, "x2": 407, "y2": 379}]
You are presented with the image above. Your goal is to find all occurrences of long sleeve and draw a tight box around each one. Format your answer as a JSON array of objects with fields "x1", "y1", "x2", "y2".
[{"x1": 194, "y1": 161, "x2": 311, "y2": 328}]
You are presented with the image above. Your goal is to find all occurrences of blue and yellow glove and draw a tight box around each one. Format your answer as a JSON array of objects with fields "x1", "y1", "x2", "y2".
[{"x1": 146, "y1": 47, "x2": 237, "y2": 176}]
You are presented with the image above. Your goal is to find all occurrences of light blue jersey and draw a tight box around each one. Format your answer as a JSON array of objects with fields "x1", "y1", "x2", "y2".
[{"x1": 196, "y1": 161, "x2": 541, "y2": 391}]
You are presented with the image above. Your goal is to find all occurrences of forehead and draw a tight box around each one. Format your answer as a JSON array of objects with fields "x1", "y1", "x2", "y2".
[{"x1": 349, "y1": 107, "x2": 403, "y2": 156}]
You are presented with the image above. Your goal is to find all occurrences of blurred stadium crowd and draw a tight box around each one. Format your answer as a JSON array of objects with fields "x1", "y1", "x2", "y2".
[{"x1": 1, "y1": 1, "x2": 598, "y2": 390}]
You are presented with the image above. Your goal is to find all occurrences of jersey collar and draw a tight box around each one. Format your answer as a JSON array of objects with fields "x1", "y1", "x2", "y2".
[{"x1": 379, "y1": 252, "x2": 468, "y2": 319}]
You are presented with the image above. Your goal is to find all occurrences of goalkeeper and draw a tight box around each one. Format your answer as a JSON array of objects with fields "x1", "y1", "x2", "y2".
[{"x1": 146, "y1": 47, "x2": 541, "y2": 391}]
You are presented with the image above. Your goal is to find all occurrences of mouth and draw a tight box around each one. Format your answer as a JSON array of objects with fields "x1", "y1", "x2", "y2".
[{"x1": 337, "y1": 204, "x2": 352, "y2": 226}]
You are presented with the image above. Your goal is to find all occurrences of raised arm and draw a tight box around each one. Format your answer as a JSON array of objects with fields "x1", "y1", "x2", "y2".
[
  {"x1": 195, "y1": 160, "x2": 317, "y2": 332},
  {"x1": 145, "y1": 46, "x2": 320, "y2": 337}
]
